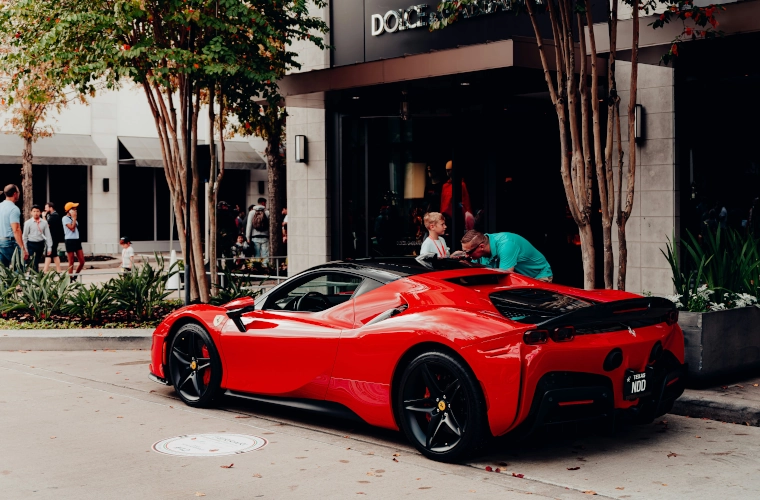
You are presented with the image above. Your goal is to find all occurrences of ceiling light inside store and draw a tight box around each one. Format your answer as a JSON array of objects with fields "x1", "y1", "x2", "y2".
[
  {"x1": 460, "y1": 82, "x2": 470, "y2": 86},
  {"x1": 352, "y1": 96, "x2": 360, "y2": 100}
]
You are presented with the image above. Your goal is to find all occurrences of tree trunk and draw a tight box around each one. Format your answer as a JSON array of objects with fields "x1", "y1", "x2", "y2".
[
  {"x1": 617, "y1": 0, "x2": 640, "y2": 291},
  {"x1": 267, "y1": 131, "x2": 284, "y2": 259},
  {"x1": 189, "y1": 90, "x2": 210, "y2": 303},
  {"x1": 208, "y1": 88, "x2": 218, "y2": 297},
  {"x1": 21, "y1": 137, "x2": 33, "y2": 216}
]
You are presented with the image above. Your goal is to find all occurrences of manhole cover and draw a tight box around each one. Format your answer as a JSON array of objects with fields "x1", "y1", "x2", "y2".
[{"x1": 152, "y1": 433, "x2": 267, "y2": 457}]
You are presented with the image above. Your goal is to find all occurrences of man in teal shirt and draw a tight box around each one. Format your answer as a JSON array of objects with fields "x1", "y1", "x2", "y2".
[{"x1": 458, "y1": 230, "x2": 553, "y2": 281}]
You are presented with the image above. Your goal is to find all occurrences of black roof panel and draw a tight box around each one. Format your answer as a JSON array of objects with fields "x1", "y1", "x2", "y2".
[{"x1": 311, "y1": 257, "x2": 485, "y2": 283}]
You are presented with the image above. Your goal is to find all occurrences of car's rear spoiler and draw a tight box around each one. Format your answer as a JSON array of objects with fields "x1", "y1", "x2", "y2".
[{"x1": 535, "y1": 297, "x2": 678, "y2": 332}]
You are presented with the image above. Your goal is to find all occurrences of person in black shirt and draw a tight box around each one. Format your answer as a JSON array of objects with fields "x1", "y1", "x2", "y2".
[{"x1": 43, "y1": 201, "x2": 64, "y2": 272}]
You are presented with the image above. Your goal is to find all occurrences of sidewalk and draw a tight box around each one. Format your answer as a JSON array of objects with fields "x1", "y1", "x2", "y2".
[
  {"x1": 672, "y1": 377, "x2": 760, "y2": 426},
  {"x1": 0, "y1": 329, "x2": 153, "y2": 351}
]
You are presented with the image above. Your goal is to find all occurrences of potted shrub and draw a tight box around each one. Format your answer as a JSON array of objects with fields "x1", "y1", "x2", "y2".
[{"x1": 663, "y1": 229, "x2": 760, "y2": 383}]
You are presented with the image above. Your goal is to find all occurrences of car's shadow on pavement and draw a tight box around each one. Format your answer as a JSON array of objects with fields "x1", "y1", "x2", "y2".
[{"x1": 212, "y1": 391, "x2": 682, "y2": 466}]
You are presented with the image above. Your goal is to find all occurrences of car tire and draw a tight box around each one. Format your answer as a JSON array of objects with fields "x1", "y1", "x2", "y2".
[
  {"x1": 169, "y1": 323, "x2": 223, "y2": 408},
  {"x1": 397, "y1": 350, "x2": 488, "y2": 462}
]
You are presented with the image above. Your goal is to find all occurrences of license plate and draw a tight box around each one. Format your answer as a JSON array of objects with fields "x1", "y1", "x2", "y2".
[{"x1": 624, "y1": 369, "x2": 651, "y2": 400}]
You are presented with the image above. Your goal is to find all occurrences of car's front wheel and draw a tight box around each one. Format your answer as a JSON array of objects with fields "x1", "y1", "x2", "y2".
[
  {"x1": 169, "y1": 323, "x2": 223, "y2": 407},
  {"x1": 397, "y1": 350, "x2": 488, "y2": 462}
]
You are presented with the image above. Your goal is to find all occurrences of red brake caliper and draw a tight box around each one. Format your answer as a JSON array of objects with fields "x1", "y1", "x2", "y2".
[
  {"x1": 201, "y1": 345, "x2": 211, "y2": 385},
  {"x1": 424, "y1": 387, "x2": 431, "y2": 422}
]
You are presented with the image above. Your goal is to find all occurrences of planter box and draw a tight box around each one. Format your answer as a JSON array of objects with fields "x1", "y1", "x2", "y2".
[{"x1": 680, "y1": 307, "x2": 760, "y2": 383}]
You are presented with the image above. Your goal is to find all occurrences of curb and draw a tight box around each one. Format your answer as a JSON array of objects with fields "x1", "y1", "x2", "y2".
[
  {"x1": 671, "y1": 391, "x2": 760, "y2": 426},
  {"x1": 0, "y1": 329, "x2": 153, "y2": 351}
]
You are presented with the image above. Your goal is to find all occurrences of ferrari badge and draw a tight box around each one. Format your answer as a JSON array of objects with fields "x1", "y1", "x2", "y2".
[
  {"x1": 438, "y1": 401, "x2": 446, "y2": 411},
  {"x1": 213, "y1": 315, "x2": 226, "y2": 327}
]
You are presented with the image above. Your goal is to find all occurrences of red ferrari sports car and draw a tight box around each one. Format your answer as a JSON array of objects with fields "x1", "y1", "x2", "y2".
[{"x1": 149, "y1": 257, "x2": 686, "y2": 462}]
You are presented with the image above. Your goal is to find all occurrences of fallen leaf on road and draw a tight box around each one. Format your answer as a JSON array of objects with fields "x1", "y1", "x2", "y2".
[
  {"x1": 695, "y1": 436, "x2": 701, "y2": 438},
  {"x1": 252, "y1": 473, "x2": 262, "y2": 478},
  {"x1": 582, "y1": 491, "x2": 597, "y2": 495},
  {"x1": 195, "y1": 493, "x2": 205, "y2": 497},
  {"x1": 485, "y1": 466, "x2": 492, "y2": 472},
  {"x1": 494, "y1": 468, "x2": 501, "y2": 473},
  {"x1": 393, "y1": 453, "x2": 400, "y2": 457},
  {"x1": 616, "y1": 487, "x2": 624, "y2": 490},
  {"x1": 50, "y1": 436, "x2": 56, "y2": 439},
  {"x1": 117, "y1": 416, "x2": 123, "y2": 419},
  {"x1": 753, "y1": 384, "x2": 758, "y2": 387},
  {"x1": 662, "y1": 483, "x2": 668, "y2": 486},
  {"x1": 512, "y1": 473, "x2": 524, "y2": 478},
  {"x1": 419, "y1": 487, "x2": 431, "y2": 490},
  {"x1": 339, "y1": 460, "x2": 349, "y2": 463},
  {"x1": 667, "y1": 453, "x2": 678, "y2": 458},
  {"x1": 209, "y1": 449, "x2": 219, "y2": 452},
  {"x1": 235, "y1": 415, "x2": 251, "y2": 419},
  {"x1": 469, "y1": 490, "x2": 476, "y2": 493},
  {"x1": 567, "y1": 467, "x2": 580, "y2": 471},
  {"x1": 736, "y1": 385, "x2": 744, "y2": 388},
  {"x1": 366, "y1": 472, "x2": 374, "y2": 476},
  {"x1": 220, "y1": 464, "x2": 234, "y2": 469},
  {"x1": 392, "y1": 458, "x2": 398, "y2": 462}
]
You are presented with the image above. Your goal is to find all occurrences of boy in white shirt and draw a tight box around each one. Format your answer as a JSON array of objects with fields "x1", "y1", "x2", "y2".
[
  {"x1": 419, "y1": 212, "x2": 450, "y2": 258},
  {"x1": 120, "y1": 236, "x2": 135, "y2": 272}
]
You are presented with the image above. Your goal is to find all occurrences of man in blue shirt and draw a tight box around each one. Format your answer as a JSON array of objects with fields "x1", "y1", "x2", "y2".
[
  {"x1": 0, "y1": 184, "x2": 28, "y2": 267},
  {"x1": 458, "y1": 230, "x2": 553, "y2": 281}
]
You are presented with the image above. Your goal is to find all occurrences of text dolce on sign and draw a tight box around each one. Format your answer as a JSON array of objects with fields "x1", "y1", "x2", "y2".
[{"x1": 371, "y1": 0, "x2": 536, "y2": 36}]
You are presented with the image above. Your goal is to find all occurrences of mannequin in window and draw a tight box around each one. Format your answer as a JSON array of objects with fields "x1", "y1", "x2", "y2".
[{"x1": 440, "y1": 160, "x2": 474, "y2": 231}]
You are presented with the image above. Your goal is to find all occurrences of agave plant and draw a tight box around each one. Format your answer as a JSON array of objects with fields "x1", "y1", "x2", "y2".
[
  {"x1": 105, "y1": 253, "x2": 178, "y2": 321},
  {"x1": 1, "y1": 271, "x2": 75, "y2": 321},
  {"x1": 64, "y1": 283, "x2": 115, "y2": 324}
]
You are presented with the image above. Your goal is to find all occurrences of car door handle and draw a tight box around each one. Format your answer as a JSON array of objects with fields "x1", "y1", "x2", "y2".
[{"x1": 365, "y1": 304, "x2": 408, "y2": 326}]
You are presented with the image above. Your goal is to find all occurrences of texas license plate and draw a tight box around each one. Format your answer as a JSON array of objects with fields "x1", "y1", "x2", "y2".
[{"x1": 624, "y1": 370, "x2": 651, "y2": 400}]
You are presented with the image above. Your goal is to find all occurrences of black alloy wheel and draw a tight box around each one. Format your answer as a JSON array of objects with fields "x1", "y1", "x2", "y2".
[
  {"x1": 169, "y1": 323, "x2": 223, "y2": 407},
  {"x1": 397, "y1": 351, "x2": 488, "y2": 462}
]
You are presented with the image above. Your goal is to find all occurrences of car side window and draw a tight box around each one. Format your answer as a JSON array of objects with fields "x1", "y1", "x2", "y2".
[{"x1": 267, "y1": 273, "x2": 364, "y2": 312}]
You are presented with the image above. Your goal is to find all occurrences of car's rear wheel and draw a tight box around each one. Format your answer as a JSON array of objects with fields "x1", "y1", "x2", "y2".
[
  {"x1": 169, "y1": 323, "x2": 222, "y2": 407},
  {"x1": 397, "y1": 350, "x2": 488, "y2": 462}
]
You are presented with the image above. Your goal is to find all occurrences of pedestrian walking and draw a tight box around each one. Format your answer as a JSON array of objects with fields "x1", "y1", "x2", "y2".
[
  {"x1": 456, "y1": 229, "x2": 553, "y2": 281},
  {"x1": 245, "y1": 198, "x2": 270, "y2": 262},
  {"x1": 43, "y1": 202, "x2": 64, "y2": 272},
  {"x1": 120, "y1": 236, "x2": 134, "y2": 272},
  {"x1": 0, "y1": 184, "x2": 28, "y2": 267},
  {"x1": 22, "y1": 205, "x2": 53, "y2": 271},
  {"x1": 419, "y1": 212, "x2": 450, "y2": 258},
  {"x1": 62, "y1": 202, "x2": 85, "y2": 280}
]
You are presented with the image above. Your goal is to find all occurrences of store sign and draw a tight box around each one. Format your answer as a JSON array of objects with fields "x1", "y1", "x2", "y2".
[{"x1": 370, "y1": 0, "x2": 531, "y2": 36}]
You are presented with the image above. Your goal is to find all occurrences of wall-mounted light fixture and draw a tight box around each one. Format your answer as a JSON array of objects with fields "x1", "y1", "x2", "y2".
[
  {"x1": 634, "y1": 104, "x2": 644, "y2": 143},
  {"x1": 103, "y1": 178, "x2": 110, "y2": 192},
  {"x1": 295, "y1": 135, "x2": 307, "y2": 163}
]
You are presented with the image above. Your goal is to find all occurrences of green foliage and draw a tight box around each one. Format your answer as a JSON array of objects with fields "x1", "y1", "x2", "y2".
[
  {"x1": 662, "y1": 228, "x2": 760, "y2": 312},
  {"x1": 210, "y1": 266, "x2": 264, "y2": 306},
  {"x1": 64, "y1": 283, "x2": 114, "y2": 323},
  {"x1": 104, "y1": 255, "x2": 178, "y2": 322},
  {"x1": 1, "y1": 271, "x2": 75, "y2": 321}
]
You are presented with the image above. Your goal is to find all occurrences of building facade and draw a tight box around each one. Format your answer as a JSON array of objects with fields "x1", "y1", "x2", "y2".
[
  {"x1": 1, "y1": 86, "x2": 269, "y2": 254},
  {"x1": 282, "y1": 0, "x2": 760, "y2": 296}
]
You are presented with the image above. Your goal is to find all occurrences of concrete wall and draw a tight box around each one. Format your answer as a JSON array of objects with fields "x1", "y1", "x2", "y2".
[
  {"x1": 286, "y1": 107, "x2": 329, "y2": 275},
  {"x1": 613, "y1": 61, "x2": 676, "y2": 296}
]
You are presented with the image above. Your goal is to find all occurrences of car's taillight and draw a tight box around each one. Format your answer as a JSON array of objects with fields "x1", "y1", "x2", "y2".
[
  {"x1": 665, "y1": 310, "x2": 679, "y2": 326},
  {"x1": 550, "y1": 326, "x2": 575, "y2": 342},
  {"x1": 523, "y1": 330, "x2": 548, "y2": 344}
]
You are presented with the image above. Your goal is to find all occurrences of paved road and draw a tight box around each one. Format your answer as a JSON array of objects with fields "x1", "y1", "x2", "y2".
[{"x1": 1, "y1": 351, "x2": 759, "y2": 500}]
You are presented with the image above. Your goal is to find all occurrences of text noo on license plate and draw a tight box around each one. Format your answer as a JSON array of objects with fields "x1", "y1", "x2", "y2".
[{"x1": 624, "y1": 370, "x2": 650, "y2": 400}]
